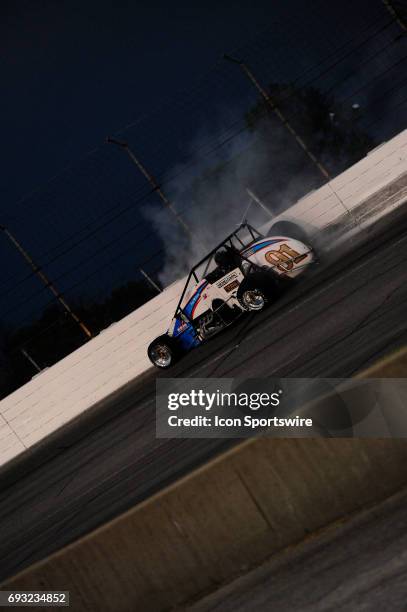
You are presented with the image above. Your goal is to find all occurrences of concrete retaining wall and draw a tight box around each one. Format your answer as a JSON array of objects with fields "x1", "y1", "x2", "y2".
[{"x1": 3, "y1": 439, "x2": 407, "y2": 611}]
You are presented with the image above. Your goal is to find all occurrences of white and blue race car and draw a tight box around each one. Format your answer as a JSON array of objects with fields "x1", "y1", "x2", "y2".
[{"x1": 148, "y1": 222, "x2": 315, "y2": 368}]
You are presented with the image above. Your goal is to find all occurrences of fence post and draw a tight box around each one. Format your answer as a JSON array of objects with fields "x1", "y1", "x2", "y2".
[
  {"x1": 106, "y1": 137, "x2": 193, "y2": 239},
  {"x1": 140, "y1": 268, "x2": 162, "y2": 294},
  {"x1": 224, "y1": 54, "x2": 331, "y2": 180},
  {"x1": 382, "y1": 0, "x2": 407, "y2": 33},
  {"x1": 0, "y1": 225, "x2": 93, "y2": 339},
  {"x1": 224, "y1": 55, "x2": 357, "y2": 220},
  {"x1": 21, "y1": 348, "x2": 42, "y2": 373}
]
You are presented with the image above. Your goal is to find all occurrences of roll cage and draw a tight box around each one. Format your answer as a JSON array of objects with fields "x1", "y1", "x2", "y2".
[{"x1": 174, "y1": 222, "x2": 265, "y2": 325}]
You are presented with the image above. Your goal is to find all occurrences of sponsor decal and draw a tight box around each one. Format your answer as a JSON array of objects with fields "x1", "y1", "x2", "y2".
[
  {"x1": 224, "y1": 280, "x2": 239, "y2": 292},
  {"x1": 216, "y1": 271, "x2": 238, "y2": 288},
  {"x1": 265, "y1": 244, "x2": 307, "y2": 272},
  {"x1": 187, "y1": 281, "x2": 209, "y2": 318}
]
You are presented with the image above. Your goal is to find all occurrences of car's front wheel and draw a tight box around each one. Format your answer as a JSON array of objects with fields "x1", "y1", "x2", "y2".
[
  {"x1": 237, "y1": 272, "x2": 275, "y2": 312},
  {"x1": 148, "y1": 335, "x2": 177, "y2": 369},
  {"x1": 238, "y1": 287, "x2": 267, "y2": 311}
]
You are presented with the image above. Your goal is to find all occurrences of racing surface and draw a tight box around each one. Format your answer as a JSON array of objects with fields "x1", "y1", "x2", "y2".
[
  {"x1": 188, "y1": 486, "x2": 407, "y2": 612},
  {"x1": 1, "y1": 205, "x2": 407, "y2": 581}
]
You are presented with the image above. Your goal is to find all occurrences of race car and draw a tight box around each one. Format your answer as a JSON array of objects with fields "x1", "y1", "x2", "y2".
[{"x1": 148, "y1": 222, "x2": 315, "y2": 368}]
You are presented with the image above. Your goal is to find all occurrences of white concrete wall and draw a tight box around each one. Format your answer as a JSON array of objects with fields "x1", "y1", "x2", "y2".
[
  {"x1": 0, "y1": 277, "x2": 184, "y2": 463},
  {"x1": 275, "y1": 131, "x2": 407, "y2": 230},
  {"x1": 0, "y1": 129, "x2": 406, "y2": 467}
]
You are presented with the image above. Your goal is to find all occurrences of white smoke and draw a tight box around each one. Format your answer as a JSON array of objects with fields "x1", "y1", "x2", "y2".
[{"x1": 143, "y1": 115, "x2": 323, "y2": 287}]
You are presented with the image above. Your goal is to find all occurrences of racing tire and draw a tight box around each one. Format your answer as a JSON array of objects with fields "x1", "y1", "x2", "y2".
[
  {"x1": 237, "y1": 274, "x2": 273, "y2": 312},
  {"x1": 148, "y1": 335, "x2": 178, "y2": 369},
  {"x1": 268, "y1": 220, "x2": 310, "y2": 243},
  {"x1": 238, "y1": 287, "x2": 267, "y2": 311}
]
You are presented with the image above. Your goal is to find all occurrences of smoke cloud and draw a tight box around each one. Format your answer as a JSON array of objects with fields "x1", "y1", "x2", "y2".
[{"x1": 143, "y1": 115, "x2": 322, "y2": 287}]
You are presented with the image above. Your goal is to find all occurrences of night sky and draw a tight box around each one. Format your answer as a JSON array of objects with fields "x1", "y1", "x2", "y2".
[
  {"x1": 2, "y1": 0, "x2": 295, "y2": 207},
  {"x1": 1, "y1": 0, "x2": 406, "y2": 334},
  {"x1": 2, "y1": 0, "x2": 392, "y2": 209}
]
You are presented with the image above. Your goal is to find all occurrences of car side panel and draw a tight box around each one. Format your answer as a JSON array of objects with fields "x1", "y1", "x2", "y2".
[
  {"x1": 168, "y1": 316, "x2": 202, "y2": 350},
  {"x1": 244, "y1": 236, "x2": 314, "y2": 278},
  {"x1": 191, "y1": 269, "x2": 244, "y2": 319}
]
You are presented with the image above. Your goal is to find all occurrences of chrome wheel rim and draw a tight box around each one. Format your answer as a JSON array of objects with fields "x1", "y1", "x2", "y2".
[
  {"x1": 242, "y1": 289, "x2": 265, "y2": 311},
  {"x1": 151, "y1": 344, "x2": 172, "y2": 367}
]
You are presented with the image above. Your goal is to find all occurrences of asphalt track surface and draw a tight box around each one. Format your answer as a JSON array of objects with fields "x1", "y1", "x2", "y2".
[
  {"x1": 1, "y1": 206, "x2": 407, "y2": 582},
  {"x1": 188, "y1": 486, "x2": 407, "y2": 612}
]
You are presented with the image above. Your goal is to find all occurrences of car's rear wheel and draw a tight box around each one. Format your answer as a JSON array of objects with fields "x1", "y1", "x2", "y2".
[{"x1": 148, "y1": 335, "x2": 176, "y2": 369}]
